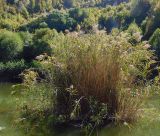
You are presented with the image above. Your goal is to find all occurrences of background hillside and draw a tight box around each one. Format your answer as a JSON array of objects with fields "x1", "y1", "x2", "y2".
[{"x1": 1, "y1": 0, "x2": 129, "y2": 13}]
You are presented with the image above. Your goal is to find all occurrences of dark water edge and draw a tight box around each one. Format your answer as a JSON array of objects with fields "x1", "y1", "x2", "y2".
[{"x1": 0, "y1": 74, "x2": 22, "y2": 83}]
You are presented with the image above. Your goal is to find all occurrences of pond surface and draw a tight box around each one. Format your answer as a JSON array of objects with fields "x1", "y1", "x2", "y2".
[
  {"x1": 0, "y1": 83, "x2": 160, "y2": 136},
  {"x1": 0, "y1": 83, "x2": 23, "y2": 136}
]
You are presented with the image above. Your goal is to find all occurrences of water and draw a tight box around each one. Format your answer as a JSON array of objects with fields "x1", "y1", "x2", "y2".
[
  {"x1": 100, "y1": 95, "x2": 160, "y2": 136},
  {"x1": 0, "y1": 83, "x2": 24, "y2": 136},
  {"x1": 0, "y1": 83, "x2": 160, "y2": 136}
]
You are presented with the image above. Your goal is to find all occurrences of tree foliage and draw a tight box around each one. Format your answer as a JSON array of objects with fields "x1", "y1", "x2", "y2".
[
  {"x1": 149, "y1": 28, "x2": 160, "y2": 58},
  {"x1": 23, "y1": 28, "x2": 57, "y2": 61},
  {"x1": 0, "y1": 30, "x2": 23, "y2": 61}
]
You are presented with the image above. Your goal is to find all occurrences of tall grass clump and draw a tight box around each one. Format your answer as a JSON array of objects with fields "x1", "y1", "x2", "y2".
[
  {"x1": 66, "y1": 38, "x2": 121, "y2": 115},
  {"x1": 16, "y1": 33, "x2": 152, "y2": 133},
  {"x1": 50, "y1": 33, "x2": 152, "y2": 123}
]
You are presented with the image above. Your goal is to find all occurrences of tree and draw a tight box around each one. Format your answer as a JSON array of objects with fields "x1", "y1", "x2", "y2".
[
  {"x1": 23, "y1": 28, "x2": 58, "y2": 61},
  {"x1": 0, "y1": 30, "x2": 23, "y2": 61},
  {"x1": 142, "y1": 0, "x2": 160, "y2": 39},
  {"x1": 46, "y1": 11, "x2": 76, "y2": 31},
  {"x1": 69, "y1": 8, "x2": 87, "y2": 23},
  {"x1": 6, "y1": 0, "x2": 16, "y2": 5},
  {"x1": 131, "y1": 0, "x2": 151, "y2": 24},
  {"x1": 63, "y1": 0, "x2": 75, "y2": 8},
  {"x1": 149, "y1": 28, "x2": 160, "y2": 58},
  {"x1": 127, "y1": 22, "x2": 142, "y2": 44}
]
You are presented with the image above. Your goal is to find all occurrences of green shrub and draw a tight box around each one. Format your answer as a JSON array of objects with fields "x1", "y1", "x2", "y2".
[
  {"x1": 127, "y1": 21, "x2": 142, "y2": 35},
  {"x1": 15, "y1": 82, "x2": 54, "y2": 129},
  {"x1": 46, "y1": 11, "x2": 77, "y2": 32},
  {"x1": 39, "y1": 22, "x2": 48, "y2": 28},
  {"x1": 23, "y1": 28, "x2": 57, "y2": 61},
  {"x1": 149, "y1": 28, "x2": 160, "y2": 58},
  {"x1": 0, "y1": 60, "x2": 27, "y2": 73},
  {"x1": 69, "y1": 8, "x2": 87, "y2": 23},
  {"x1": 131, "y1": 0, "x2": 151, "y2": 24},
  {"x1": 143, "y1": 1, "x2": 160, "y2": 39},
  {"x1": 98, "y1": 3, "x2": 131, "y2": 32},
  {"x1": 19, "y1": 31, "x2": 33, "y2": 46},
  {"x1": 127, "y1": 22, "x2": 142, "y2": 44},
  {"x1": 0, "y1": 30, "x2": 23, "y2": 61}
]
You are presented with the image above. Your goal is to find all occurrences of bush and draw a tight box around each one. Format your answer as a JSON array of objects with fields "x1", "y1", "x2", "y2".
[
  {"x1": 0, "y1": 59, "x2": 42, "y2": 82},
  {"x1": 98, "y1": 3, "x2": 131, "y2": 32},
  {"x1": 127, "y1": 22, "x2": 142, "y2": 44},
  {"x1": 0, "y1": 60, "x2": 27, "y2": 72},
  {"x1": 15, "y1": 81, "x2": 54, "y2": 129},
  {"x1": 131, "y1": 0, "x2": 151, "y2": 24},
  {"x1": 53, "y1": 34, "x2": 150, "y2": 117},
  {"x1": 43, "y1": 34, "x2": 151, "y2": 123},
  {"x1": 17, "y1": 33, "x2": 152, "y2": 133},
  {"x1": 0, "y1": 60, "x2": 28, "y2": 82},
  {"x1": 149, "y1": 28, "x2": 160, "y2": 58},
  {"x1": 39, "y1": 22, "x2": 48, "y2": 28},
  {"x1": 69, "y1": 8, "x2": 87, "y2": 23},
  {"x1": 23, "y1": 28, "x2": 57, "y2": 61},
  {"x1": 19, "y1": 17, "x2": 46, "y2": 32},
  {"x1": 46, "y1": 11, "x2": 77, "y2": 32},
  {"x1": 0, "y1": 30, "x2": 23, "y2": 61},
  {"x1": 142, "y1": 1, "x2": 160, "y2": 39}
]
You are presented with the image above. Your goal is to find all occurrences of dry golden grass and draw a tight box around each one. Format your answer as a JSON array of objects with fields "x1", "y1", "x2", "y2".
[
  {"x1": 50, "y1": 34, "x2": 152, "y2": 123},
  {"x1": 67, "y1": 49, "x2": 121, "y2": 114},
  {"x1": 116, "y1": 88, "x2": 145, "y2": 123}
]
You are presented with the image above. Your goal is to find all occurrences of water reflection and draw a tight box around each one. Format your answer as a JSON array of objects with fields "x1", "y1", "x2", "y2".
[{"x1": 0, "y1": 83, "x2": 160, "y2": 136}]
